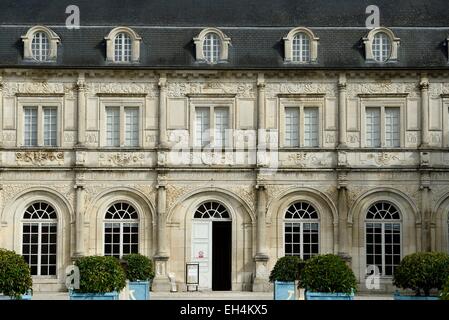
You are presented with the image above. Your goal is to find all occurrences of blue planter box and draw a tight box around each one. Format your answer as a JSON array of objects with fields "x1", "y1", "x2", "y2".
[
  {"x1": 274, "y1": 281, "x2": 296, "y2": 300},
  {"x1": 394, "y1": 292, "x2": 440, "y2": 300},
  {"x1": 69, "y1": 290, "x2": 119, "y2": 300},
  {"x1": 128, "y1": 281, "x2": 150, "y2": 300},
  {"x1": 306, "y1": 291, "x2": 354, "y2": 300},
  {"x1": 0, "y1": 290, "x2": 32, "y2": 300}
]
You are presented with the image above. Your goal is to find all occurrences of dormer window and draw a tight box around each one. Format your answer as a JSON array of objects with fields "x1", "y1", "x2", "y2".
[
  {"x1": 283, "y1": 27, "x2": 319, "y2": 63},
  {"x1": 31, "y1": 32, "x2": 49, "y2": 61},
  {"x1": 114, "y1": 32, "x2": 132, "y2": 62},
  {"x1": 203, "y1": 33, "x2": 221, "y2": 63},
  {"x1": 22, "y1": 26, "x2": 60, "y2": 62},
  {"x1": 363, "y1": 27, "x2": 400, "y2": 63},
  {"x1": 194, "y1": 28, "x2": 231, "y2": 64},
  {"x1": 372, "y1": 32, "x2": 391, "y2": 62},
  {"x1": 292, "y1": 32, "x2": 311, "y2": 62},
  {"x1": 105, "y1": 27, "x2": 141, "y2": 63}
]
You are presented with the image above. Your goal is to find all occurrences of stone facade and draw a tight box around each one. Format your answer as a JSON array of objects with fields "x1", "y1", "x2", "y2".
[{"x1": 0, "y1": 69, "x2": 449, "y2": 293}]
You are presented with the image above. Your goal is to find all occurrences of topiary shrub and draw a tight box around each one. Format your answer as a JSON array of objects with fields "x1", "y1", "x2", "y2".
[
  {"x1": 0, "y1": 249, "x2": 33, "y2": 299},
  {"x1": 122, "y1": 253, "x2": 155, "y2": 282},
  {"x1": 441, "y1": 277, "x2": 449, "y2": 300},
  {"x1": 269, "y1": 256, "x2": 303, "y2": 282},
  {"x1": 75, "y1": 256, "x2": 126, "y2": 294},
  {"x1": 393, "y1": 252, "x2": 449, "y2": 296},
  {"x1": 300, "y1": 254, "x2": 357, "y2": 294}
]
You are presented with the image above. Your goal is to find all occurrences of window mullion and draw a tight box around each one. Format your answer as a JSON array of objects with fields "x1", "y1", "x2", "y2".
[
  {"x1": 37, "y1": 223, "x2": 42, "y2": 276},
  {"x1": 381, "y1": 223, "x2": 386, "y2": 276}
]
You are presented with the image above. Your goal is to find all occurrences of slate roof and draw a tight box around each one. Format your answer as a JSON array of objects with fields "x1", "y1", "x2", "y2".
[{"x1": 0, "y1": 0, "x2": 448, "y2": 69}]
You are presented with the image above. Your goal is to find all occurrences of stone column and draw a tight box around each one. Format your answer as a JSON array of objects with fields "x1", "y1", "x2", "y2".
[
  {"x1": 152, "y1": 182, "x2": 171, "y2": 292},
  {"x1": 253, "y1": 184, "x2": 269, "y2": 292},
  {"x1": 420, "y1": 75, "x2": 430, "y2": 147},
  {"x1": 76, "y1": 73, "x2": 86, "y2": 147},
  {"x1": 337, "y1": 184, "x2": 349, "y2": 254},
  {"x1": 74, "y1": 185, "x2": 85, "y2": 257},
  {"x1": 420, "y1": 172, "x2": 431, "y2": 252},
  {"x1": 158, "y1": 75, "x2": 169, "y2": 148},
  {"x1": 338, "y1": 73, "x2": 347, "y2": 148}
]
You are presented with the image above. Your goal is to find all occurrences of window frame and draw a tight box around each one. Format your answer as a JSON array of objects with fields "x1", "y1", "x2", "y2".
[
  {"x1": 100, "y1": 98, "x2": 144, "y2": 148},
  {"x1": 364, "y1": 201, "x2": 402, "y2": 278},
  {"x1": 283, "y1": 201, "x2": 320, "y2": 260},
  {"x1": 103, "y1": 202, "x2": 140, "y2": 259},
  {"x1": 279, "y1": 97, "x2": 323, "y2": 149},
  {"x1": 21, "y1": 25, "x2": 60, "y2": 62},
  {"x1": 360, "y1": 97, "x2": 405, "y2": 149},
  {"x1": 190, "y1": 98, "x2": 235, "y2": 149},
  {"x1": 193, "y1": 28, "x2": 231, "y2": 64},
  {"x1": 363, "y1": 27, "x2": 400, "y2": 63},
  {"x1": 17, "y1": 98, "x2": 62, "y2": 148},
  {"x1": 283, "y1": 27, "x2": 319, "y2": 63},
  {"x1": 104, "y1": 27, "x2": 142, "y2": 63},
  {"x1": 20, "y1": 202, "x2": 58, "y2": 278}
]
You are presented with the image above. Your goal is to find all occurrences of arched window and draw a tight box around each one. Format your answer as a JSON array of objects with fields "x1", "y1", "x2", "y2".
[
  {"x1": 365, "y1": 201, "x2": 401, "y2": 276},
  {"x1": 203, "y1": 33, "x2": 221, "y2": 64},
  {"x1": 22, "y1": 202, "x2": 57, "y2": 276},
  {"x1": 105, "y1": 27, "x2": 141, "y2": 63},
  {"x1": 194, "y1": 28, "x2": 231, "y2": 64},
  {"x1": 372, "y1": 32, "x2": 392, "y2": 62},
  {"x1": 104, "y1": 202, "x2": 139, "y2": 258},
  {"x1": 114, "y1": 32, "x2": 132, "y2": 62},
  {"x1": 284, "y1": 202, "x2": 319, "y2": 260},
  {"x1": 21, "y1": 26, "x2": 60, "y2": 62},
  {"x1": 31, "y1": 32, "x2": 50, "y2": 61},
  {"x1": 363, "y1": 28, "x2": 400, "y2": 63},
  {"x1": 292, "y1": 32, "x2": 311, "y2": 62},
  {"x1": 194, "y1": 201, "x2": 230, "y2": 219}
]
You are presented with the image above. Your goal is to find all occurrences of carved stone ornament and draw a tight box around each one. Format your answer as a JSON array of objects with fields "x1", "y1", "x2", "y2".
[
  {"x1": 99, "y1": 153, "x2": 145, "y2": 167},
  {"x1": 86, "y1": 82, "x2": 158, "y2": 97},
  {"x1": 15, "y1": 151, "x2": 64, "y2": 166},
  {"x1": 166, "y1": 81, "x2": 255, "y2": 98}
]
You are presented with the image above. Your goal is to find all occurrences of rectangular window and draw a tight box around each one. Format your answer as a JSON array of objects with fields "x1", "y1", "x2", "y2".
[
  {"x1": 22, "y1": 223, "x2": 57, "y2": 276},
  {"x1": 106, "y1": 107, "x2": 120, "y2": 147},
  {"x1": 43, "y1": 107, "x2": 57, "y2": 147},
  {"x1": 24, "y1": 107, "x2": 38, "y2": 147},
  {"x1": 195, "y1": 108, "x2": 210, "y2": 147},
  {"x1": 214, "y1": 107, "x2": 229, "y2": 148},
  {"x1": 304, "y1": 107, "x2": 319, "y2": 147},
  {"x1": 125, "y1": 107, "x2": 139, "y2": 147},
  {"x1": 385, "y1": 107, "x2": 400, "y2": 147},
  {"x1": 285, "y1": 107, "x2": 299, "y2": 147},
  {"x1": 365, "y1": 107, "x2": 381, "y2": 147}
]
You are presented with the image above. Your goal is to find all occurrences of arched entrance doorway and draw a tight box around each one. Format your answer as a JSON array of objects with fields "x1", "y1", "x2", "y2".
[{"x1": 191, "y1": 201, "x2": 232, "y2": 291}]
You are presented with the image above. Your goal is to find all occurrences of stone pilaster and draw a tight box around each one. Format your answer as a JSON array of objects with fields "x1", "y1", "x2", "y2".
[
  {"x1": 253, "y1": 184, "x2": 270, "y2": 292},
  {"x1": 257, "y1": 73, "x2": 266, "y2": 146},
  {"x1": 420, "y1": 75, "x2": 430, "y2": 147},
  {"x1": 73, "y1": 185, "x2": 85, "y2": 258},
  {"x1": 158, "y1": 75, "x2": 168, "y2": 148},
  {"x1": 76, "y1": 73, "x2": 86, "y2": 147},
  {"x1": 152, "y1": 176, "x2": 171, "y2": 292},
  {"x1": 338, "y1": 73, "x2": 347, "y2": 148}
]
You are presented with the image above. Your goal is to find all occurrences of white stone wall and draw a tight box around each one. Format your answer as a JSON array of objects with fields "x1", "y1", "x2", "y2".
[{"x1": 0, "y1": 69, "x2": 448, "y2": 292}]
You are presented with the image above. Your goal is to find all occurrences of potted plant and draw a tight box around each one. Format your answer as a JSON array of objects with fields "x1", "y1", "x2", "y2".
[
  {"x1": 69, "y1": 256, "x2": 126, "y2": 300},
  {"x1": 300, "y1": 254, "x2": 357, "y2": 300},
  {"x1": 269, "y1": 256, "x2": 303, "y2": 300},
  {"x1": 122, "y1": 253, "x2": 155, "y2": 300},
  {"x1": 393, "y1": 252, "x2": 449, "y2": 300},
  {"x1": 0, "y1": 249, "x2": 33, "y2": 300}
]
